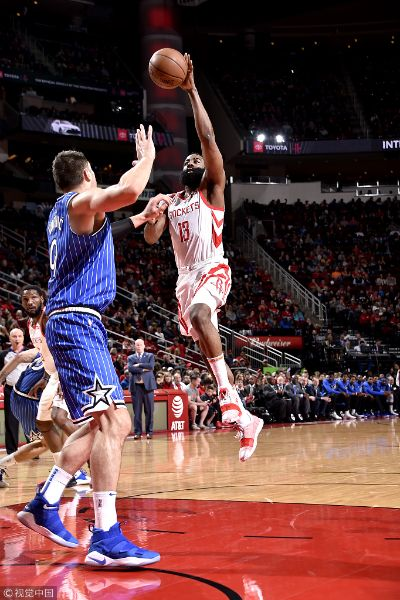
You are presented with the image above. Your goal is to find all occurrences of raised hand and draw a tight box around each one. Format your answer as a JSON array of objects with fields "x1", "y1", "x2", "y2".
[
  {"x1": 135, "y1": 124, "x2": 155, "y2": 163},
  {"x1": 179, "y1": 54, "x2": 194, "y2": 92}
]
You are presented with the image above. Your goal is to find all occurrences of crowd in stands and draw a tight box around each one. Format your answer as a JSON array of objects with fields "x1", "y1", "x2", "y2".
[
  {"x1": 207, "y1": 41, "x2": 358, "y2": 141},
  {"x1": 0, "y1": 30, "x2": 44, "y2": 73},
  {"x1": 125, "y1": 364, "x2": 400, "y2": 428},
  {"x1": 2, "y1": 196, "x2": 400, "y2": 433},
  {"x1": 0, "y1": 15, "x2": 138, "y2": 91},
  {"x1": 200, "y1": 35, "x2": 400, "y2": 142},
  {"x1": 241, "y1": 367, "x2": 400, "y2": 423},
  {"x1": 0, "y1": 204, "x2": 314, "y2": 359},
  {"x1": 0, "y1": 14, "x2": 143, "y2": 136},
  {"x1": 2, "y1": 148, "x2": 144, "y2": 189},
  {"x1": 4, "y1": 12, "x2": 400, "y2": 146},
  {"x1": 218, "y1": 245, "x2": 307, "y2": 335},
  {"x1": 3, "y1": 194, "x2": 400, "y2": 378},
  {"x1": 2, "y1": 199, "x2": 399, "y2": 402},
  {"x1": 3, "y1": 4, "x2": 400, "y2": 147},
  {"x1": 3, "y1": 198, "x2": 399, "y2": 375},
  {"x1": 218, "y1": 63, "x2": 354, "y2": 141},
  {"x1": 240, "y1": 197, "x2": 400, "y2": 346},
  {"x1": 348, "y1": 43, "x2": 400, "y2": 138}
]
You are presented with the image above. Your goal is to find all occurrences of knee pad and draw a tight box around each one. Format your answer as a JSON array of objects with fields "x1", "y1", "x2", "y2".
[
  {"x1": 36, "y1": 395, "x2": 53, "y2": 421},
  {"x1": 37, "y1": 374, "x2": 60, "y2": 421}
]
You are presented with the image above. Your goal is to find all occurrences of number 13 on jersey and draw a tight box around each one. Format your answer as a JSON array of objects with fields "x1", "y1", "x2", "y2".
[{"x1": 178, "y1": 221, "x2": 190, "y2": 242}]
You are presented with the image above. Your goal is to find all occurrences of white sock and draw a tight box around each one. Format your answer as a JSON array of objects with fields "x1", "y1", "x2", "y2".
[
  {"x1": 238, "y1": 410, "x2": 252, "y2": 427},
  {"x1": 207, "y1": 354, "x2": 230, "y2": 388},
  {"x1": 40, "y1": 465, "x2": 73, "y2": 504},
  {"x1": 93, "y1": 491, "x2": 118, "y2": 531},
  {"x1": 0, "y1": 453, "x2": 16, "y2": 467}
]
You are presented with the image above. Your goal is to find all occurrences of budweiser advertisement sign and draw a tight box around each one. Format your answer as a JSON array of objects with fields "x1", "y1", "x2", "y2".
[{"x1": 249, "y1": 336, "x2": 303, "y2": 350}]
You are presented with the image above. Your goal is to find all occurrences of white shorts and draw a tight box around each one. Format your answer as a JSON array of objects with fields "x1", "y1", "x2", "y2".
[
  {"x1": 36, "y1": 371, "x2": 70, "y2": 421},
  {"x1": 176, "y1": 259, "x2": 231, "y2": 341}
]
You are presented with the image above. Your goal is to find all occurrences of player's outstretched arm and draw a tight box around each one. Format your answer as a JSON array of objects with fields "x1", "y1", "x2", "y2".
[
  {"x1": 71, "y1": 124, "x2": 156, "y2": 217},
  {"x1": 130, "y1": 195, "x2": 171, "y2": 229},
  {"x1": 144, "y1": 213, "x2": 168, "y2": 245},
  {"x1": 180, "y1": 55, "x2": 225, "y2": 205},
  {"x1": 111, "y1": 195, "x2": 171, "y2": 240}
]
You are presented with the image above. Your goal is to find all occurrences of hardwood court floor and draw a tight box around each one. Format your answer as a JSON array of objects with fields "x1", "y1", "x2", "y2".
[{"x1": 1, "y1": 419, "x2": 400, "y2": 599}]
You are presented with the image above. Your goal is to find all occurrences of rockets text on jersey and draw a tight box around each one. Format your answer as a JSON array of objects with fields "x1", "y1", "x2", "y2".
[{"x1": 168, "y1": 190, "x2": 225, "y2": 272}]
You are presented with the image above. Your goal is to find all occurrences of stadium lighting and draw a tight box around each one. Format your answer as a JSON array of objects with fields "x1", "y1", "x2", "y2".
[
  {"x1": 275, "y1": 134, "x2": 285, "y2": 143},
  {"x1": 256, "y1": 133, "x2": 266, "y2": 142}
]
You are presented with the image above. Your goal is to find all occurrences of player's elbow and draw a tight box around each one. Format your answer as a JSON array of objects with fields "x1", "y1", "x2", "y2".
[{"x1": 144, "y1": 229, "x2": 158, "y2": 245}]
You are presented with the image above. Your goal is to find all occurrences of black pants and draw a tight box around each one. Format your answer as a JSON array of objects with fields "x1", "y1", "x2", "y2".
[
  {"x1": 265, "y1": 396, "x2": 286, "y2": 422},
  {"x1": 4, "y1": 384, "x2": 19, "y2": 454},
  {"x1": 132, "y1": 384, "x2": 154, "y2": 435}
]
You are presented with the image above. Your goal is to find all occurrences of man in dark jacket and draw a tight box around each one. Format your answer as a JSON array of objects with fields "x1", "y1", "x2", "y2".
[{"x1": 128, "y1": 338, "x2": 157, "y2": 439}]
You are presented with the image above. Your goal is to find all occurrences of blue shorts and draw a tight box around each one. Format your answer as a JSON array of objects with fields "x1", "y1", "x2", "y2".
[
  {"x1": 10, "y1": 389, "x2": 39, "y2": 439},
  {"x1": 46, "y1": 311, "x2": 125, "y2": 423}
]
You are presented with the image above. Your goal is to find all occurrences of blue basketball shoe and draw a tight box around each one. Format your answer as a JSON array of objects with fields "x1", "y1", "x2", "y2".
[
  {"x1": 66, "y1": 468, "x2": 91, "y2": 488},
  {"x1": 17, "y1": 492, "x2": 79, "y2": 548},
  {"x1": 75, "y1": 468, "x2": 91, "y2": 485},
  {"x1": 85, "y1": 522, "x2": 160, "y2": 567}
]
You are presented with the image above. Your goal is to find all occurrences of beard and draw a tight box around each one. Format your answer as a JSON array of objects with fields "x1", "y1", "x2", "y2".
[
  {"x1": 181, "y1": 167, "x2": 204, "y2": 191},
  {"x1": 25, "y1": 305, "x2": 43, "y2": 318}
]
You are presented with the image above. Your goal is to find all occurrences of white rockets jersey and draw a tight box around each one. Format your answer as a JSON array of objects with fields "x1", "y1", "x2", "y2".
[
  {"x1": 28, "y1": 310, "x2": 57, "y2": 375},
  {"x1": 168, "y1": 190, "x2": 225, "y2": 272}
]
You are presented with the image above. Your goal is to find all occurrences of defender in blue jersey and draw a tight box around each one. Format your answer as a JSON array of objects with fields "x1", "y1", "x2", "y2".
[
  {"x1": 11, "y1": 354, "x2": 45, "y2": 441},
  {"x1": 17, "y1": 124, "x2": 171, "y2": 566},
  {"x1": 0, "y1": 355, "x2": 55, "y2": 488},
  {"x1": 0, "y1": 285, "x2": 90, "y2": 487}
]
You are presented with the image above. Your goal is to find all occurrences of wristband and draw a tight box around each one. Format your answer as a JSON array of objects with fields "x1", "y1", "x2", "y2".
[{"x1": 111, "y1": 218, "x2": 134, "y2": 240}]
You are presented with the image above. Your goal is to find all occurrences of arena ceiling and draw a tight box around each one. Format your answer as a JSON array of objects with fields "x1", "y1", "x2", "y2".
[{"x1": 5, "y1": 0, "x2": 400, "y2": 36}]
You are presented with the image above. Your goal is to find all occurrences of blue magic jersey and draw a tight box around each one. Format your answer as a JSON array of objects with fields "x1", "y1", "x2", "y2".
[
  {"x1": 11, "y1": 354, "x2": 44, "y2": 439},
  {"x1": 46, "y1": 191, "x2": 116, "y2": 313},
  {"x1": 14, "y1": 354, "x2": 45, "y2": 398}
]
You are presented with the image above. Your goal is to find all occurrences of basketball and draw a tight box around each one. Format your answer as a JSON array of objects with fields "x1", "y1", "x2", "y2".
[{"x1": 148, "y1": 48, "x2": 188, "y2": 89}]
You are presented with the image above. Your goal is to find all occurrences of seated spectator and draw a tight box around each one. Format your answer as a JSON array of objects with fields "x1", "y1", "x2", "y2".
[
  {"x1": 156, "y1": 371, "x2": 165, "y2": 389},
  {"x1": 184, "y1": 373, "x2": 209, "y2": 430},
  {"x1": 160, "y1": 371, "x2": 175, "y2": 390},
  {"x1": 234, "y1": 373, "x2": 248, "y2": 408},
  {"x1": 172, "y1": 369, "x2": 186, "y2": 390},
  {"x1": 200, "y1": 383, "x2": 220, "y2": 428},
  {"x1": 305, "y1": 375, "x2": 330, "y2": 420}
]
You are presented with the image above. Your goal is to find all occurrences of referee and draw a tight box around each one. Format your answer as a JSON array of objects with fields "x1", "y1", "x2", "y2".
[{"x1": 0, "y1": 328, "x2": 28, "y2": 454}]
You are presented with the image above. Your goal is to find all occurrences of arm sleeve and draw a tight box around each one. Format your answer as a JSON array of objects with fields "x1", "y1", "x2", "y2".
[{"x1": 111, "y1": 218, "x2": 135, "y2": 241}]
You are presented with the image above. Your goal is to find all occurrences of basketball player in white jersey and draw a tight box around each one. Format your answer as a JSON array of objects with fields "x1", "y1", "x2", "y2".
[
  {"x1": 23, "y1": 286, "x2": 76, "y2": 438},
  {"x1": 0, "y1": 286, "x2": 89, "y2": 485},
  {"x1": 144, "y1": 54, "x2": 263, "y2": 461}
]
